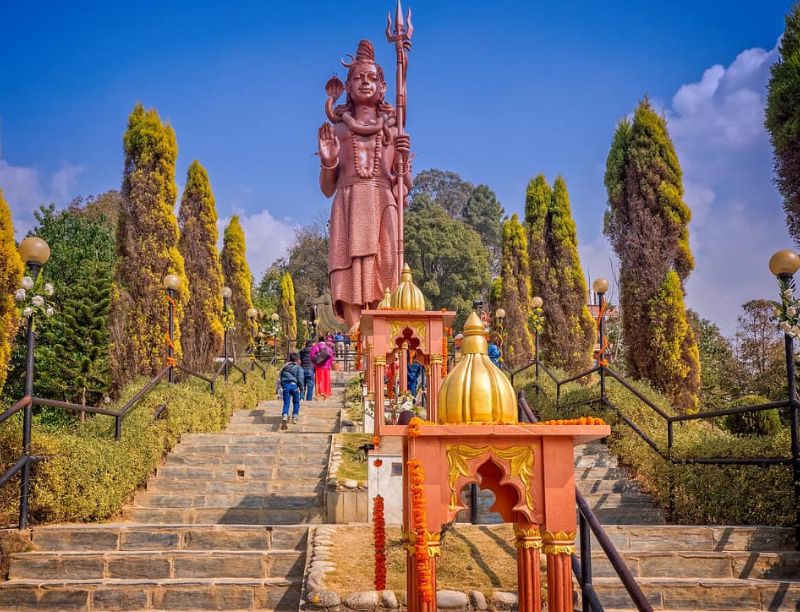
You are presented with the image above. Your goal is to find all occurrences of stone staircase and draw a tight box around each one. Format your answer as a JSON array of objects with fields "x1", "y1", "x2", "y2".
[
  {"x1": 574, "y1": 441, "x2": 800, "y2": 610},
  {"x1": 0, "y1": 382, "x2": 348, "y2": 611}
]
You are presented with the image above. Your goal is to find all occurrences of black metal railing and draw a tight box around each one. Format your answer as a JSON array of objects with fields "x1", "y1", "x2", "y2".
[
  {"x1": 573, "y1": 489, "x2": 653, "y2": 612},
  {"x1": 512, "y1": 355, "x2": 800, "y2": 548}
]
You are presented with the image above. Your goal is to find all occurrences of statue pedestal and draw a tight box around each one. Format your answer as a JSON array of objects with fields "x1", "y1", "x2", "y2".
[{"x1": 381, "y1": 422, "x2": 610, "y2": 612}]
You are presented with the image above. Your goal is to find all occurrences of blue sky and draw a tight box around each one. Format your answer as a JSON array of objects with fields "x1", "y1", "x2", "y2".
[{"x1": 0, "y1": 0, "x2": 792, "y2": 334}]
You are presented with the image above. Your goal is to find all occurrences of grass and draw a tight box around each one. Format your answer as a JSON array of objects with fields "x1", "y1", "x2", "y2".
[
  {"x1": 334, "y1": 433, "x2": 372, "y2": 483},
  {"x1": 325, "y1": 524, "x2": 520, "y2": 594}
]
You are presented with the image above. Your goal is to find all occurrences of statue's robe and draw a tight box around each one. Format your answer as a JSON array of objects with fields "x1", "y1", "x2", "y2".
[{"x1": 328, "y1": 123, "x2": 398, "y2": 320}]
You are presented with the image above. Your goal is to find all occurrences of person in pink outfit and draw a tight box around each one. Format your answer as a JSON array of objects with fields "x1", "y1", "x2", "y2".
[{"x1": 310, "y1": 336, "x2": 334, "y2": 399}]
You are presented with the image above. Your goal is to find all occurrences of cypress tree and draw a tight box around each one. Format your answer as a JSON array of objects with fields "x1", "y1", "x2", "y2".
[
  {"x1": 544, "y1": 176, "x2": 595, "y2": 372},
  {"x1": 220, "y1": 216, "x2": 254, "y2": 353},
  {"x1": 178, "y1": 161, "x2": 224, "y2": 371},
  {"x1": 110, "y1": 103, "x2": 188, "y2": 382},
  {"x1": 524, "y1": 174, "x2": 552, "y2": 320},
  {"x1": 279, "y1": 272, "x2": 297, "y2": 347},
  {"x1": 464, "y1": 185, "x2": 504, "y2": 272},
  {"x1": 499, "y1": 214, "x2": 534, "y2": 368},
  {"x1": 766, "y1": 3, "x2": 800, "y2": 245},
  {"x1": 0, "y1": 189, "x2": 23, "y2": 394},
  {"x1": 604, "y1": 98, "x2": 700, "y2": 411}
]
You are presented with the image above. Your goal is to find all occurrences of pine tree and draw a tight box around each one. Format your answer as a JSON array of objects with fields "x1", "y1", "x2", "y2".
[
  {"x1": 766, "y1": 3, "x2": 800, "y2": 245},
  {"x1": 544, "y1": 176, "x2": 595, "y2": 372},
  {"x1": 220, "y1": 216, "x2": 254, "y2": 353},
  {"x1": 279, "y1": 272, "x2": 297, "y2": 348},
  {"x1": 499, "y1": 214, "x2": 534, "y2": 368},
  {"x1": 604, "y1": 98, "x2": 700, "y2": 411},
  {"x1": 0, "y1": 189, "x2": 23, "y2": 395},
  {"x1": 178, "y1": 161, "x2": 224, "y2": 371},
  {"x1": 110, "y1": 104, "x2": 188, "y2": 383}
]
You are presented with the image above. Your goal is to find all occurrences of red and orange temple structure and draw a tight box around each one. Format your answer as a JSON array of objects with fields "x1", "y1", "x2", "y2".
[{"x1": 360, "y1": 270, "x2": 610, "y2": 611}]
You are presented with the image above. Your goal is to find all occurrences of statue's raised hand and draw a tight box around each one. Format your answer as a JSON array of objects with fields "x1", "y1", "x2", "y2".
[{"x1": 318, "y1": 123, "x2": 340, "y2": 167}]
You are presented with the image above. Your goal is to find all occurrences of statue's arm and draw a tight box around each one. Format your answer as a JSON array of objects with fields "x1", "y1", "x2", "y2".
[{"x1": 320, "y1": 167, "x2": 338, "y2": 198}]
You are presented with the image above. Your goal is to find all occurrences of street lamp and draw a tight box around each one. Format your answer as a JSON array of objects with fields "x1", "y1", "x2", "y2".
[
  {"x1": 222, "y1": 286, "x2": 232, "y2": 380},
  {"x1": 494, "y1": 308, "x2": 506, "y2": 360},
  {"x1": 769, "y1": 250, "x2": 800, "y2": 546},
  {"x1": 163, "y1": 274, "x2": 181, "y2": 383},
  {"x1": 270, "y1": 312, "x2": 280, "y2": 362},
  {"x1": 17, "y1": 236, "x2": 50, "y2": 529},
  {"x1": 247, "y1": 307, "x2": 259, "y2": 366},
  {"x1": 592, "y1": 277, "x2": 609, "y2": 401}
]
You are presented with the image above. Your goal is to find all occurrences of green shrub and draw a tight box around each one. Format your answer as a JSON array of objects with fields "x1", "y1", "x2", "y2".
[
  {"x1": 722, "y1": 395, "x2": 783, "y2": 437},
  {"x1": 0, "y1": 369, "x2": 274, "y2": 526},
  {"x1": 518, "y1": 368, "x2": 793, "y2": 526}
]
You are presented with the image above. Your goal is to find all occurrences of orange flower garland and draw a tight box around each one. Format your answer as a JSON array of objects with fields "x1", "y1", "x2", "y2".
[
  {"x1": 407, "y1": 416, "x2": 425, "y2": 437},
  {"x1": 408, "y1": 459, "x2": 433, "y2": 603},
  {"x1": 372, "y1": 435, "x2": 381, "y2": 448},
  {"x1": 537, "y1": 416, "x2": 606, "y2": 426},
  {"x1": 373, "y1": 494, "x2": 387, "y2": 590}
]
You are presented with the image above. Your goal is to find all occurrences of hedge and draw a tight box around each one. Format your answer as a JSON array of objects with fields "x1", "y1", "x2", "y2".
[
  {"x1": 0, "y1": 369, "x2": 275, "y2": 526},
  {"x1": 518, "y1": 368, "x2": 793, "y2": 526}
]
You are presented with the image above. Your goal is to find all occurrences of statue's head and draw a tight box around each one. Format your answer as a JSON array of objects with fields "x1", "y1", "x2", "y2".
[{"x1": 343, "y1": 40, "x2": 386, "y2": 108}]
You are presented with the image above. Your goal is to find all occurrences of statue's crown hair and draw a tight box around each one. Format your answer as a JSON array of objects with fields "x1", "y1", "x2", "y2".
[{"x1": 343, "y1": 39, "x2": 376, "y2": 69}]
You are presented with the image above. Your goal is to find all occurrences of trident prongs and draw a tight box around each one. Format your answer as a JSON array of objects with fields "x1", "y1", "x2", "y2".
[{"x1": 386, "y1": 0, "x2": 413, "y2": 43}]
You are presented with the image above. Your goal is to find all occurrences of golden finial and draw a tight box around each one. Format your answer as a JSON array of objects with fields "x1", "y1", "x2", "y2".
[
  {"x1": 378, "y1": 286, "x2": 393, "y2": 310},
  {"x1": 390, "y1": 264, "x2": 426, "y2": 311},
  {"x1": 438, "y1": 311, "x2": 517, "y2": 424}
]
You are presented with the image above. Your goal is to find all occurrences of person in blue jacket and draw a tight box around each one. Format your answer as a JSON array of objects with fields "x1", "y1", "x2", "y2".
[
  {"x1": 278, "y1": 353, "x2": 304, "y2": 427},
  {"x1": 407, "y1": 354, "x2": 425, "y2": 399},
  {"x1": 488, "y1": 337, "x2": 502, "y2": 368}
]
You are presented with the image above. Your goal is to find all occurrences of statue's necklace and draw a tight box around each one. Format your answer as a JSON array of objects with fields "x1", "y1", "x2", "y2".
[{"x1": 342, "y1": 112, "x2": 385, "y2": 179}]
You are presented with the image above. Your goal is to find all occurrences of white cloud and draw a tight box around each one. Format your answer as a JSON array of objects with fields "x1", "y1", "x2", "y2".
[
  {"x1": 0, "y1": 159, "x2": 84, "y2": 236},
  {"x1": 218, "y1": 209, "x2": 297, "y2": 281},
  {"x1": 664, "y1": 40, "x2": 786, "y2": 335}
]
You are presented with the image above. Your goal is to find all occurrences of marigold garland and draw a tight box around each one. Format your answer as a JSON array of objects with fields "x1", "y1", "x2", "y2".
[
  {"x1": 537, "y1": 416, "x2": 606, "y2": 426},
  {"x1": 372, "y1": 495, "x2": 387, "y2": 590},
  {"x1": 441, "y1": 333, "x2": 449, "y2": 378},
  {"x1": 408, "y1": 459, "x2": 433, "y2": 602},
  {"x1": 407, "y1": 416, "x2": 425, "y2": 437},
  {"x1": 372, "y1": 435, "x2": 381, "y2": 448}
]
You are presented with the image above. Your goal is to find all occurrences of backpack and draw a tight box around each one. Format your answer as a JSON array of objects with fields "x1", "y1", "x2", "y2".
[{"x1": 313, "y1": 344, "x2": 331, "y2": 365}]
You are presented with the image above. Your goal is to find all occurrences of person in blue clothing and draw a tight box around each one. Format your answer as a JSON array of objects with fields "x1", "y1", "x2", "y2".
[
  {"x1": 298, "y1": 340, "x2": 315, "y2": 401},
  {"x1": 488, "y1": 336, "x2": 502, "y2": 368},
  {"x1": 278, "y1": 353, "x2": 304, "y2": 428},
  {"x1": 407, "y1": 354, "x2": 425, "y2": 399}
]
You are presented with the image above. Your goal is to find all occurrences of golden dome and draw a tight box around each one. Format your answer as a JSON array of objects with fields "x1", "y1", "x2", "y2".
[
  {"x1": 377, "y1": 286, "x2": 393, "y2": 310},
  {"x1": 390, "y1": 264, "x2": 426, "y2": 311},
  {"x1": 438, "y1": 312, "x2": 517, "y2": 425}
]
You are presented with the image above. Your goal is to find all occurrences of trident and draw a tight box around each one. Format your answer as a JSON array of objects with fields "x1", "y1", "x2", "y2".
[{"x1": 386, "y1": 0, "x2": 413, "y2": 282}]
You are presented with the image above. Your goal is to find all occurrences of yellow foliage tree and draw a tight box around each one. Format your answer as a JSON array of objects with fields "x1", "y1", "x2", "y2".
[
  {"x1": 279, "y1": 272, "x2": 297, "y2": 350},
  {"x1": 0, "y1": 189, "x2": 23, "y2": 394},
  {"x1": 178, "y1": 161, "x2": 224, "y2": 371},
  {"x1": 220, "y1": 216, "x2": 254, "y2": 353},
  {"x1": 110, "y1": 104, "x2": 188, "y2": 383}
]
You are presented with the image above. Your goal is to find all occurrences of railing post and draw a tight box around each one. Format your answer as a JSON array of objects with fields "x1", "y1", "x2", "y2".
[
  {"x1": 579, "y1": 510, "x2": 593, "y2": 612},
  {"x1": 534, "y1": 331, "x2": 540, "y2": 394},
  {"x1": 114, "y1": 415, "x2": 122, "y2": 441},
  {"x1": 470, "y1": 484, "x2": 479, "y2": 524},
  {"x1": 19, "y1": 263, "x2": 41, "y2": 530},
  {"x1": 597, "y1": 290, "x2": 606, "y2": 405},
  {"x1": 667, "y1": 420, "x2": 674, "y2": 523}
]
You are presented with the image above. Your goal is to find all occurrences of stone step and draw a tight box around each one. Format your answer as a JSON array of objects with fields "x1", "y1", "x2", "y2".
[
  {"x1": 575, "y1": 454, "x2": 618, "y2": 468},
  {"x1": 132, "y1": 492, "x2": 323, "y2": 510},
  {"x1": 588, "y1": 525, "x2": 795, "y2": 553},
  {"x1": 8, "y1": 550, "x2": 304, "y2": 581},
  {"x1": 122, "y1": 506, "x2": 326, "y2": 525},
  {"x1": 579, "y1": 492, "x2": 656, "y2": 508},
  {"x1": 164, "y1": 454, "x2": 329, "y2": 472},
  {"x1": 589, "y1": 576, "x2": 800, "y2": 610},
  {"x1": 155, "y1": 465, "x2": 327, "y2": 480},
  {"x1": 146, "y1": 479, "x2": 325, "y2": 495},
  {"x1": 0, "y1": 577, "x2": 300, "y2": 611},
  {"x1": 180, "y1": 432, "x2": 333, "y2": 445},
  {"x1": 574, "y1": 466, "x2": 627, "y2": 480},
  {"x1": 29, "y1": 524, "x2": 308, "y2": 552},
  {"x1": 224, "y1": 423, "x2": 338, "y2": 434},
  {"x1": 589, "y1": 550, "x2": 800, "y2": 580},
  {"x1": 589, "y1": 507, "x2": 665, "y2": 525},
  {"x1": 576, "y1": 479, "x2": 641, "y2": 495}
]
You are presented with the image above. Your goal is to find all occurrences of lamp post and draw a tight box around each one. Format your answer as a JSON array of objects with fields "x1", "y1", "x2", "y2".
[
  {"x1": 271, "y1": 312, "x2": 280, "y2": 363},
  {"x1": 531, "y1": 296, "x2": 543, "y2": 387},
  {"x1": 222, "y1": 286, "x2": 232, "y2": 380},
  {"x1": 592, "y1": 278, "x2": 609, "y2": 403},
  {"x1": 247, "y1": 307, "x2": 259, "y2": 368},
  {"x1": 18, "y1": 236, "x2": 50, "y2": 529},
  {"x1": 494, "y1": 308, "x2": 506, "y2": 363},
  {"x1": 769, "y1": 249, "x2": 800, "y2": 548},
  {"x1": 163, "y1": 274, "x2": 181, "y2": 384}
]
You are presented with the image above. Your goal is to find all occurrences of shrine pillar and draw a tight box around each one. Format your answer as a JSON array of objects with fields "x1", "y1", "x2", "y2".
[
  {"x1": 404, "y1": 529, "x2": 440, "y2": 612},
  {"x1": 399, "y1": 343, "x2": 409, "y2": 393},
  {"x1": 373, "y1": 356, "x2": 386, "y2": 436},
  {"x1": 543, "y1": 530, "x2": 575, "y2": 612},
  {"x1": 515, "y1": 523, "x2": 542, "y2": 612},
  {"x1": 428, "y1": 354, "x2": 442, "y2": 422}
]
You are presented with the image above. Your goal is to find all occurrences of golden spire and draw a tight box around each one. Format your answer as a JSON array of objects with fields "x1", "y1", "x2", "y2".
[
  {"x1": 438, "y1": 312, "x2": 517, "y2": 424},
  {"x1": 390, "y1": 263, "x2": 426, "y2": 311},
  {"x1": 377, "y1": 286, "x2": 393, "y2": 310}
]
